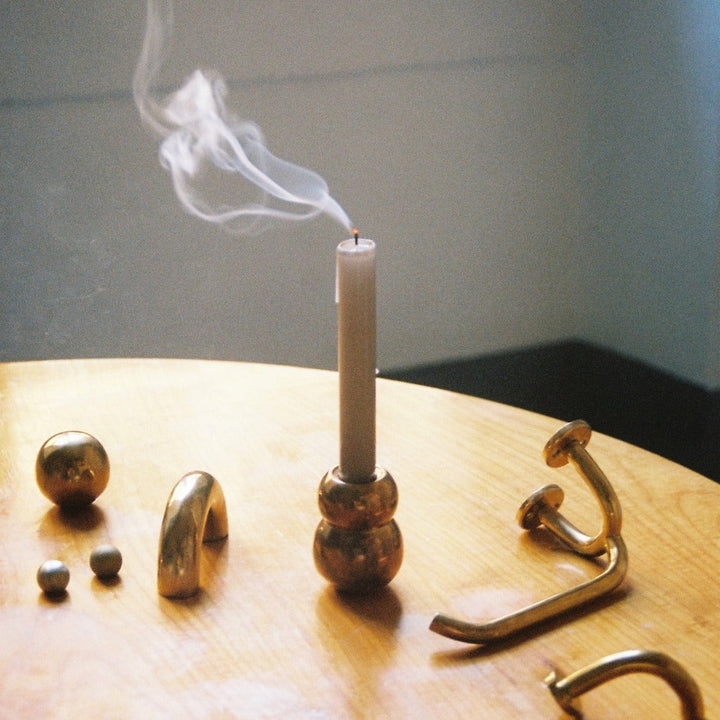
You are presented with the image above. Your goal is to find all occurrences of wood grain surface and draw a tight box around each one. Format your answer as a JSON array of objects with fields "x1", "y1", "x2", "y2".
[{"x1": 1, "y1": 359, "x2": 718, "y2": 718}]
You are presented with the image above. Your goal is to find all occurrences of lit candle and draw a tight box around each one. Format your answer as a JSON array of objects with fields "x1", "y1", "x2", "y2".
[{"x1": 336, "y1": 231, "x2": 376, "y2": 481}]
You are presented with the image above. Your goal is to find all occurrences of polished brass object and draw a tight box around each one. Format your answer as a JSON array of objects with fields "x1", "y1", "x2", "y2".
[
  {"x1": 36, "y1": 431, "x2": 110, "y2": 508},
  {"x1": 523, "y1": 419, "x2": 622, "y2": 557},
  {"x1": 430, "y1": 535, "x2": 627, "y2": 643},
  {"x1": 90, "y1": 544, "x2": 123, "y2": 579},
  {"x1": 546, "y1": 649, "x2": 706, "y2": 719},
  {"x1": 157, "y1": 471, "x2": 228, "y2": 598},
  {"x1": 313, "y1": 466, "x2": 403, "y2": 594},
  {"x1": 430, "y1": 419, "x2": 627, "y2": 644},
  {"x1": 37, "y1": 559, "x2": 70, "y2": 596}
]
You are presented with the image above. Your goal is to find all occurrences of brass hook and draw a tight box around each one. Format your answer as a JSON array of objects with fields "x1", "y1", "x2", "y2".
[
  {"x1": 429, "y1": 420, "x2": 627, "y2": 644},
  {"x1": 545, "y1": 649, "x2": 707, "y2": 719},
  {"x1": 157, "y1": 471, "x2": 228, "y2": 598},
  {"x1": 518, "y1": 420, "x2": 622, "y2": 557},
  {"x1": 429, "y1": 534, "x2": 627, "y2": 643}
]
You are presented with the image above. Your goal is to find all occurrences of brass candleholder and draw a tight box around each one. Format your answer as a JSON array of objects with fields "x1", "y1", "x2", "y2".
[{"x1": 313, "y1": 466, "x2": 403, "y2": 594}]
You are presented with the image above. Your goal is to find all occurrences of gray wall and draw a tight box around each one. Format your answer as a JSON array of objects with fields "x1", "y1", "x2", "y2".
[
  {"x1": 581, "y1": 3, "x2": 720, "y2": 389},
  {"x1": 2, "y1": 2, "x2": 718, "y2": 389}
]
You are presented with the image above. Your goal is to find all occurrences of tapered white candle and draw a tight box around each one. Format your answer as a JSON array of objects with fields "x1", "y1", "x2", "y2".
[{"x1": 337, "y1": 234, "x2": 376, "y2": 481}]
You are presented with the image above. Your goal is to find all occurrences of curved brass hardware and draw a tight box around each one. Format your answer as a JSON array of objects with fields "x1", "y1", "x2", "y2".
[
  {"x1": 36, "y1": 430, "x2": 110, "y2": 508},
  {"x1": 429, "y1": 534, "x2": 627, "y2": 643},
  {"x1": 430, "y1": 420, "x2": 627, "y2": 644},
  {"x1": 157, "y1": 471, "x2": 228, "y2": 598},
  {"x1": 546, "y1": 649, "x2": 706, "y2": 719},
  {"x1": 314, "y1": 465, "x2": 403, "y2": 593},
  {"x1": 518, "y1": 419, "x2": 622, "y2": 557}
]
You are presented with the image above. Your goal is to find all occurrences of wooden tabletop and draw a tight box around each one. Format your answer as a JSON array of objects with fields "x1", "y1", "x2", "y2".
[{"x1": 1, "y1": 359, "x2": 718, "y2": 718}]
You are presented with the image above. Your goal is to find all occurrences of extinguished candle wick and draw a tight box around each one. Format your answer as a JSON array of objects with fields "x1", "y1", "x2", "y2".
[
  {"x1": 336, "y1": 235, "x2": 376, "y2": 480},
  {"x1": 353, "y1": 228, "x2": 359, "y2": 245}
]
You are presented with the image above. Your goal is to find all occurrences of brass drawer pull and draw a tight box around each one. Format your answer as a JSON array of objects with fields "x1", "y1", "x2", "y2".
[
  {"x1": 546, "y1": 649, "x2": 706, "y2": 719},
  {"x1": 157, "y1": 471, "x2": 229, "y2": 598}
]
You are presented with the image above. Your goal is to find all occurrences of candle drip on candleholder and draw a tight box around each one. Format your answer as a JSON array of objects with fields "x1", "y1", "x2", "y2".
[{"x1": 313, "y1": 466, "x2": 403, "y2": 594}]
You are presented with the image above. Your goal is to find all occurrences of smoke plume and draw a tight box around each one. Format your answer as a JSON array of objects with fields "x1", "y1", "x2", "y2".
[{"x1": 133, "y1": 0, "x2": 352, "y2": 235}]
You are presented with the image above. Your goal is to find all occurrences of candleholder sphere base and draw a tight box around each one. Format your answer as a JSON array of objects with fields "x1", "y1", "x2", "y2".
[{"x1": 313, "y1": 466, "x2": 403, "y2": 594}]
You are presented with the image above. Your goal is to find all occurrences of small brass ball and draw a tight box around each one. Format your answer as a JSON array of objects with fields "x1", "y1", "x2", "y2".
[
  {"x1": 90, "y1": 545, "x2": 123, "y2": 579},
  {"x1": 37, "y1": 560, "x2": 70, "y2": 595},
  {"x1": 36, "y1": 431, "x2": 110, "y2": 508}
]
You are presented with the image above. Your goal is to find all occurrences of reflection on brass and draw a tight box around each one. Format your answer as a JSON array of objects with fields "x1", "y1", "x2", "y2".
[
  {"x1": 430, "y1": 420, "x2": 627, "y2": 644},
  {"x1": 157, "y1": 471, "x2": 228, "y2": 598},
  {"x1": 317, "y1": 467, "x2": 398, "y2": 529},
  {"x1": 313, "y1": 466, "x2": 403, "y2": 594},
  {"x1": 525, "y1": 419, "x2": 622, "y2": 557},
  {"x1": 546, "y1": 649, "x2": 706, "y2": 719},
  {"x1": 36, "y1": 431, "x2": 110, "y2": 508}
]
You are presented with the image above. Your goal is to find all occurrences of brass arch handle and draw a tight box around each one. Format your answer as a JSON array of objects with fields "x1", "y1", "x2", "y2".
[
  {"x1": 157, "y1": 471, "x2": 228, "y2": 598},
  {"x1": 546, "y1": 649, "x2": 707, "y2": 719},
  {"x1": 518, "y1": 419, "x2": 622, "y2": 557},
  {"x1": 430, "y1": 420, "x2": 627, "y2": 644}
]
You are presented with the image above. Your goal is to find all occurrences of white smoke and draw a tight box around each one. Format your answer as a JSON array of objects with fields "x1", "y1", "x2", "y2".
[{"x1": 133, "y1": 0, "x2": 352, "y2": 235}]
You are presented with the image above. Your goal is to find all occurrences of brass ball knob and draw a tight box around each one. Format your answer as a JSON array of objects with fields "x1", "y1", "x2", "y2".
[
  {"x1": 36, "y1": 431, "x2": 110, "y2": 508},
  {"x1": 90, "y1": 545, "x2": 123, "y2": 579},
  {"x1": 37, "y1": 559, "x2": 70, "y2": 595}
]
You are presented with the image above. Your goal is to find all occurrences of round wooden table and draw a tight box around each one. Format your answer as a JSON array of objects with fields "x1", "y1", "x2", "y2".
[{"x1": 1, "y1": 359, "x2": 718, "y2": 718}]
